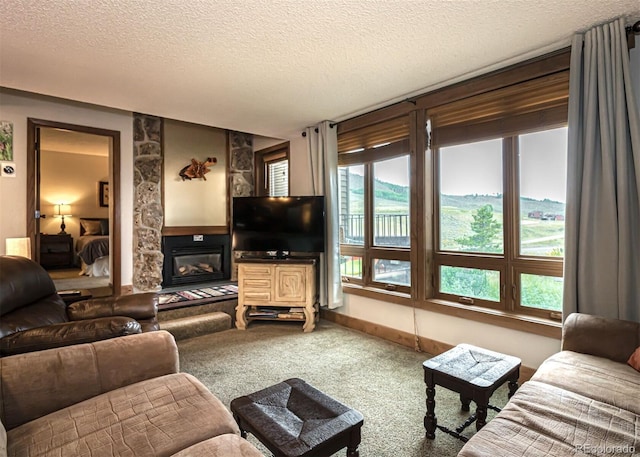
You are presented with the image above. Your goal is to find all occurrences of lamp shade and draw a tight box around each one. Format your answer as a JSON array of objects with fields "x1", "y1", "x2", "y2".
[
  {"x1": 54, "y1": 204, "x2": 72, "y2": 217},
  {"x1": 6, "y1": 237, "x2": 32, "y2": 258}
]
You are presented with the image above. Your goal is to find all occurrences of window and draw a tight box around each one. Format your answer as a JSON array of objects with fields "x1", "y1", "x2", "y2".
[
  {"x1": 267, "y1": 159, "x2": 288, "y2": 197},
  {"x1": 255, "y1": 143, "x2": 289, "y2": 197},
  {"x1": 431, "y1": 71, "x2": 569, "y2": 319},
  {"x1": 338, "y1": 117, "x2": 411, "y2": 293},
  {"x1": 333, "y1": 50, "x2": 572, "y2": 333}
]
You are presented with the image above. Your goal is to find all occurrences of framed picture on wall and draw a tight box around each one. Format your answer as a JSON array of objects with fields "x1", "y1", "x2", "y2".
[
  {"x1": 0, "y1": 121, "x2": 13, "y2": 161},
  {"x1": 99, "y1": 181, "x2": 109, "y2": 207}
]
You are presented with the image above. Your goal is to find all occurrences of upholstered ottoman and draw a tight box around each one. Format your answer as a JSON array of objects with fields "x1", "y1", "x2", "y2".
[{"x1": 230, "y1": 378, "x2": 364, "y2": 457}]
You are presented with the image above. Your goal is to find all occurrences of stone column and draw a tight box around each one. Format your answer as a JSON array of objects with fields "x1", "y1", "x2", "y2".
[
  {"x1": 229, "y1": 131, "x2": 254, "y2": 280},
  {"x1": 229, "y1": 131, "x2": 254, "y2": 197},
  {"x1": 133, "y1": 114, "x2": 164, "y2": 291}
]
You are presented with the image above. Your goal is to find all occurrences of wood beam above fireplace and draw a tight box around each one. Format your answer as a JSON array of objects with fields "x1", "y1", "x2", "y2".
[{"x1": 162, "y1": 226, "x2": 229, "y2": 236}]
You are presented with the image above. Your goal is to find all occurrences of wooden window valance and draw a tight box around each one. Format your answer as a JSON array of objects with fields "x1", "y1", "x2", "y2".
[
  {"x1": 338, "y1": 115, "x2": 410, "y2": 154},
  {"x1": 429, "y1": 70, "x2": 569, "y2": 147}
]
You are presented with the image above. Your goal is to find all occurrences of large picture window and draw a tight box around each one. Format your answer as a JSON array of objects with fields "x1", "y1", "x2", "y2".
[
  {"x1": 338, "y1": 117, "x2": 411, "y2": 293},
  {"x1": 335, "y1": 50, "x2": 571, "y2": 330},
  {"x1": 432, "y1": 95, "x2": 568, "y2": 318}
]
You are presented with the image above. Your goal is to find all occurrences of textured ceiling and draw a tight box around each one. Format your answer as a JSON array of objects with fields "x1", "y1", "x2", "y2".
[{"x1": 1, "y1": 1, "x2": 639, "y2": 140}]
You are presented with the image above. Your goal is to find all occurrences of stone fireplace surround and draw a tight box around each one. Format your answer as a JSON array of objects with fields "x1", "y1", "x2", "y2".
[{"x1": 132, "y1": 113, "x2": 254, "y2": 292}]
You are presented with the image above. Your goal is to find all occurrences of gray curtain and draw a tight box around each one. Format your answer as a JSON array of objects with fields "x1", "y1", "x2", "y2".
[
  {"x1": 563, "y1": 18, "x2": 640, "y2": 321},
  {"x1": 305, "y1": 121, "x2": 343, "y2": 309}
]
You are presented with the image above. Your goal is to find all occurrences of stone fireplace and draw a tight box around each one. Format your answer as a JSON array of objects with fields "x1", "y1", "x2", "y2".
[
  {"x1": 162, "y1": 235, "x2": 231, "y2": 288},
  {"x1": 132, "y1": 115, "x2": 254, "y2": 292}
]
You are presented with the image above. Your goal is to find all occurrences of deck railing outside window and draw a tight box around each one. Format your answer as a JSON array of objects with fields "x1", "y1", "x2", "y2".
[{"x1": 340, "y1": 213, "x2": 409, "y2": 246}]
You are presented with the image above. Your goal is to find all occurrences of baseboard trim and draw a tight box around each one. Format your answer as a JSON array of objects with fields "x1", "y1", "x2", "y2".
[{"x1": 321, "y1": 309, "x2": 536, "y2": 382}]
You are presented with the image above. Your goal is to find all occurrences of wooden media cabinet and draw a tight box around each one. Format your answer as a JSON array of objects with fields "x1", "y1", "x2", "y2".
[{"x1": 235, "y1": 257, "x2": 318, "y2": 332}]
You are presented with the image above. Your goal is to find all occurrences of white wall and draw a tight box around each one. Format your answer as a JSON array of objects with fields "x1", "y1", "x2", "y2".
[
  {"x1": 0, "y1": 88, "x2": 134, "y2": 285},
  {"x1": 342, "y1": 294, "x2": 560, "y2": 368},
  {"x1": 288, "y1": 135, "x2": 313, "y2": 196}
]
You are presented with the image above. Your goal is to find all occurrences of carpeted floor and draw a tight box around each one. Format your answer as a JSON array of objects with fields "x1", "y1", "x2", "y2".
[
  {"x1": 177, "y1": 319, "x2": 509, "y2": 457},
  {"x1": 48, "y1": 267, "x2": 110, "y2": 291}
]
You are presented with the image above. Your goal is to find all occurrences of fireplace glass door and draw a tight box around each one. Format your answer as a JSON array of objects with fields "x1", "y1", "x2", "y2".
[
  {"x1": 174, "y1": 252, "x2": 222, "y2": 277},
  {"x1": 161, "y1": 234, "x2": 231, "y2": 288}
]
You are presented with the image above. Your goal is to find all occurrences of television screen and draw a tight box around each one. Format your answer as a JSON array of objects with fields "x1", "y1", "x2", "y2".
[{"x1": 232, "y1": 196, "x2": 325, "y2": 255}]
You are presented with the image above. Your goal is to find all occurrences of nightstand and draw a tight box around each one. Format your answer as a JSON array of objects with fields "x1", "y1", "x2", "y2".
[{"x1": 40, "y1": 234, "x2": 74, "y2": 269}]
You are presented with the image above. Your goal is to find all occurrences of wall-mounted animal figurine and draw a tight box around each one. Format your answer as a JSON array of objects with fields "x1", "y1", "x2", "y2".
[{"x1": 179, "y1": 157, "x2": 217, "y2": 180}]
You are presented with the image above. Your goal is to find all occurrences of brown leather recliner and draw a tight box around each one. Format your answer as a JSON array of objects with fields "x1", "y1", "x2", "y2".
[{"x1": 0, "y1": 255, "x2": 159, "y2": 356}]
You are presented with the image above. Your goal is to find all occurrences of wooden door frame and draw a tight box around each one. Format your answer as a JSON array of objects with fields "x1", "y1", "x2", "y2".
[{"x1": 27, "y1": 118, "x2": 122, "y2": 296}]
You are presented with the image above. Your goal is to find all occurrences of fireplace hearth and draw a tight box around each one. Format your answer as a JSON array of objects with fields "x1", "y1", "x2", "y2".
[{"x1": 162, "y1": 235, "x2": 231, "y2": 288}]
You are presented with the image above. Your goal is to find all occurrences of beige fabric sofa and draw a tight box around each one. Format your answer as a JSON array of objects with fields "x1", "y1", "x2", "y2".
[
  {"x1": 459, "y1": 312, "x2": 640, "y2": 456},
  {"x1": 0, "y1": 330, "x2": 264, "y2": 457}
]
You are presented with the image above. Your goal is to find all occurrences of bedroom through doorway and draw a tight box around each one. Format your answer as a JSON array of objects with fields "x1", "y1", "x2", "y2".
[{"x1": 27, "y1": 119, "x2": 122, "y2": 297}]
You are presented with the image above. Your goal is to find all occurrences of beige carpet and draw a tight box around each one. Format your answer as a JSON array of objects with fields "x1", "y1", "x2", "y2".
[
  {"x1": 48, "y1": 267, "x2": 110, "y2": 294},
  {"x1": 177, "y1": 320, "x2": 509, "y2": 457}
]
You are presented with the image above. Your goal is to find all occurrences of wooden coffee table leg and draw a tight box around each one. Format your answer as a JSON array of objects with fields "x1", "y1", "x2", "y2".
[
  {"x1": 233, "y1": 413, "x2": 247, "y2": 438},
  {"x1": 346, "y1": 426, "x2": 361, "y2": 456},
  {"x1": 424, "y1": 385, "x2": 437, "y2": 439},
  {"x1": 475, "y1": 404, "x2": 488, "y2": 431},
  {"x1": 460, "y1": 393, "x2": 471, "y2": 412},
  {"x1": 508, "y1": 378, "x2": 519, "y2": 398}
]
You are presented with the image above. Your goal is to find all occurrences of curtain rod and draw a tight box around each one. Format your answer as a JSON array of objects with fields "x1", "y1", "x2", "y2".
[{"x1": 301, "y1": 123, "x2": 336, "y2": 137}]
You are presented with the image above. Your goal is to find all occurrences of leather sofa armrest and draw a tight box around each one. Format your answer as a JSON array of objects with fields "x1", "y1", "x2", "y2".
[
  {"x1": 0, "y1": 330, "x2": 179, "y2": 430},
  {"x1": 0, "y1": 317, "x2": 141, "y2": 357},
  {"x1": 67, "y1": 292, "x2": 158, "y2": 321},
  {"x1": 562, "y1": 312, "x2": 640, "y2": 363}
]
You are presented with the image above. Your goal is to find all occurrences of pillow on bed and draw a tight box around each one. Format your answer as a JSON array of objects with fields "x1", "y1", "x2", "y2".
[
  {"x1": 80, "y1": 219, "x2": 102, "y2": 235},
  {"x1": 100, "y1": 219, "x2": 109, "y2": 236}
]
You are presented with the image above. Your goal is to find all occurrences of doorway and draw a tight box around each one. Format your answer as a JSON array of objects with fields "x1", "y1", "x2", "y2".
[{"x1": 27, "y1": 119, "x2": 122, "y2": 296}]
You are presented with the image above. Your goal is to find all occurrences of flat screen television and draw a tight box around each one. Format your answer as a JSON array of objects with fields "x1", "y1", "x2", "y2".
[{"x1": 232, "y1": 196, "x2": 325, "y2": 256}]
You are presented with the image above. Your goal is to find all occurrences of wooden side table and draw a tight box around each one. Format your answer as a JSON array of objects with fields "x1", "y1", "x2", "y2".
[
  {"x1": 423, "y1": 344, "x2": 521, "y2": 442},
  {"x1": 40, "y1": 234, "x2": 74, "y2": 269}
]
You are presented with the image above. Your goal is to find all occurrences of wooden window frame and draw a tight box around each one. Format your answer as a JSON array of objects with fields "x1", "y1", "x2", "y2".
[
  {"x1": 338, "y1": 133, "x2": 412, "y2": 295},
  {"x1": 254, "y1": 142, "x2": 290, "y2": 197},
  {"x1": 432, "y1": 122, "x2": 568, "y2": 320}
]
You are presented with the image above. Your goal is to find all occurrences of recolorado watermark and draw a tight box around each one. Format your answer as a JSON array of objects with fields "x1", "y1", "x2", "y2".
[{"x1": 575, "y1": 444, "x2": 636, "y2": 455}]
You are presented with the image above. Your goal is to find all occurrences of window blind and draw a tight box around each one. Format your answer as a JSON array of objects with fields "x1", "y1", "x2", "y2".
[
  {"x1": 338, "y1": 116, "x2": 410, "y2": 153},
  {"x1": 268, "y1": 159, "x2": 288, "y2": 196},
  {"x1": 429, "y1": 71, "x2": 569, "y2": 147}
]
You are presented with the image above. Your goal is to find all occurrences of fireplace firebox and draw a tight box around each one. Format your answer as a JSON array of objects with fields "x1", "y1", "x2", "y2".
[{"x1": 162, "y1": 235, "x2": 231, "y2": 288}]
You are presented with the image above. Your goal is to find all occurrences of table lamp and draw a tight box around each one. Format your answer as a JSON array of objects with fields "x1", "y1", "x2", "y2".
[{"x1": 54, "y1": 204, "x2": 72, "y2": 234}]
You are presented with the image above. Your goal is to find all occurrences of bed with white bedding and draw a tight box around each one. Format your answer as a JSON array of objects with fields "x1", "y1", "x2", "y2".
[{"x1": 77, "y1": 218, "x2": 110, "y2": 277}]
